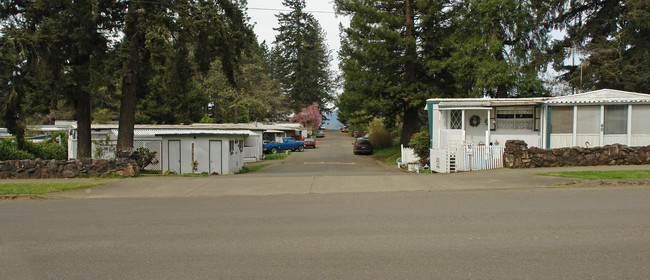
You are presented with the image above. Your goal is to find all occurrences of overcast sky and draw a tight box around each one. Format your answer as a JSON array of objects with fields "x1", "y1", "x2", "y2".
[{"x1": 246, "y1": 0, "x2": 350, "y2": 74}]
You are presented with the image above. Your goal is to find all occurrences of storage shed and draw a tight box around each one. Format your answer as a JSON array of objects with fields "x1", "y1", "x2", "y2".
[{"x1": 157, "y1": 130, "x2": 251, "y2": 175}]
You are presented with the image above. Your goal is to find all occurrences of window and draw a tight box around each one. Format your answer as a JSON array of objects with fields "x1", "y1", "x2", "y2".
[
  {"x1": 534, "y1": 107, "x2": 541, "y2": 131},
  {"x1": 577, "y1": 106, "x2": 600, "y2": 134},
  {"x1": 229, "y1": 140, "x2": 235, "y2": 153},
  {"x1": 489, "y1": 108, "x2": 496, "y2": 131},
  {"x1": 632, "y1": 105, "x2": 650, "y2": 134},
  {"x1": 604, "y1": 105, "x2": 627, "y2": 134},
  {"x1": 495, "y1": 107, "x2": 534, "y2": 130},
  {"x1": 550, "y1": 106, "x2": 573, "y2": 133},
  {"x1": 450, "y1": 110, "x2": 462, "y2": 129}
]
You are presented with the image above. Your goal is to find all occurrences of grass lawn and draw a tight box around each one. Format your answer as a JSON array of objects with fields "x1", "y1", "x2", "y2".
[
  {"x1": 537, "y1": 170, "x2": 650, "y2": 180},
  {"x1": 373, "y1": 143, "x2": 401, "y2": 166},
  {"x1": 237, "y1": 163, "x2": 272, "y2": 174},
  {"x1": 140, "y1": 172, "x2": 219, "y2": 177},
  {"x1": 0, "y1": 182, "x2": 105, "y2": 195},
  {"x1": 264, "y1": 152, "x2": 291, "y2": 160}
]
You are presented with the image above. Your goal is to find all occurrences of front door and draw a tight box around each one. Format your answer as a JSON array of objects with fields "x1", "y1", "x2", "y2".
[
  {"x1": 168, "y1": 140, "x2": 181, "y2": 173},
  {"x1": 209, "y1": 140, "x2": 222, "y2": 174},
  {"x1": 466, "y1": 110, "x2": 488, "y2": 144}
]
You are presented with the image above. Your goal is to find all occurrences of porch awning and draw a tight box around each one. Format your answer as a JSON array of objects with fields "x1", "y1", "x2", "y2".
[
  {"x1": 437, "y1": 107, "x2": 492, "y2": 110},
  {"x1": 263, "y1": 130, "x2": 283, "y2": 133},
  {"x1": 438, "y1": 100, "x2": 542, "y2": 108}
]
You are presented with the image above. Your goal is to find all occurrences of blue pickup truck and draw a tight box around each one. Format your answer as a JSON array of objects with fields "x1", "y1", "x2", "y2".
[{"x1": 263, "y1": 137, "x2": 305, "y2": 154}]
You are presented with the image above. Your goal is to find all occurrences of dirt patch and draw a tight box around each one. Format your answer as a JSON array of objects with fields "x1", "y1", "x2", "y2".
[
  {"x1": 575, "y1": 179, "x2": 650, "y2": 188},
  {"x1": 0, "y1": 194, "x2": 47, "y2": 200}
]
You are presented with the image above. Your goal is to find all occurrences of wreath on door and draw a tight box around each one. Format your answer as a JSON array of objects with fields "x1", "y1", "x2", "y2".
[{"x1": 469, "y1": 115, "x2": 481, "y2": 127}]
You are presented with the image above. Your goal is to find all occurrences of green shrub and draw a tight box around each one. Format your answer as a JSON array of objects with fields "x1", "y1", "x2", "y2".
[
  {"x1": 409, "y1": 131, "x2": 430, "y2": 164},
  {"x1": 368, "y1": 119, "x2": 393, "y2": 149},
  {"x1": 0, "y1": 139, "x2": 35, "y2": 160},
  {"x1": 0, "y1": 133, "x2": 68, "y2": 161},
  {"x1": 135, "y1": 147, "x2": 159, "y2": 170},
  {"x1": 24, "y1": 141, "x2": 67, "y2": 160}
]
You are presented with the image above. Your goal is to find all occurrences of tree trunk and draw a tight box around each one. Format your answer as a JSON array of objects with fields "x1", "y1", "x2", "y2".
[
  {"x1": 5, "y1": 86, "x2": 26, "y2": 150},
  {"x1": 212, "y1": 99, "x2": 219, "y2": 123},
  {"x1": 72, "y1": 52, "x2": 92, "y2": 159},
  {"x1": 400, "y1": 105, "x2": 420, "y2": 146},
  {"x1": 400, "y1": 0, "x2": 418, "y2": 147},
  {"x1": 404, "y1": 0, "x2": 416, "y2": 83},
  {"x1": 117, "y1": 9, "x2": 144, "y2": 155},
  {"x1": 76, "y1": 92, "x2": 92, "y2": 158},
  {"x1": 233, "y1": 105, "x2": 239, "y2": 124}
]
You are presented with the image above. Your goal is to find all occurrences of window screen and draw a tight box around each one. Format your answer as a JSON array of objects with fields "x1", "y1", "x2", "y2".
[
  {"x1": 577, "y1": 106, "x2": 600, "y2": 134},
  {"x1": 632, "y1": 105, "x2": 650, "y2": 134},
  {"x1": 604, "y1": 105, "x2": 627, "y2": 134},
  {"x1": 534, "y1": 107, "x2": 541, "y2": 131},
  {"x1": 495, "y1": 107, "x2": 534, "y2": 130},
  {"x1": 550, "y1": 106, "x2": 573, "y2": 133},
  {"x1": 450, "y1": 110, "x2": 462, "y2": 129}
]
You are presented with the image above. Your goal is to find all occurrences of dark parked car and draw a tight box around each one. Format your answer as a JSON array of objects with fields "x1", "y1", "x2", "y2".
[
  {"x1": 316, "y1": 130, "x2": 325, "y2": 138},
  {"x1": 304, "y1": 138, "x2": 316, "y2": 149},
  {"x1": 353, "y1": 139, "x2": 373, "y2": 155}
]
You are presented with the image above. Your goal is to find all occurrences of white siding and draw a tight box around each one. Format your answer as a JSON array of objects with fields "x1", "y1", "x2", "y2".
[{"x1": 161, "y1": 136, "x2": 243, "y2": 175}]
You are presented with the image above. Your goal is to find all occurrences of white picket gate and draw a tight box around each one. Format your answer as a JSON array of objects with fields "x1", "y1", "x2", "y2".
[
  {"x1": 430, "y1": 142, "x2": 504, "y2": 173},
  {"x1": 399, "y1": 144, "x2": 420, "y2": 168}
]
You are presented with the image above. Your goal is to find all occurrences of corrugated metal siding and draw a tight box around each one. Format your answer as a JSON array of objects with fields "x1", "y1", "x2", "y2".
[
  {"x1": 109, "y1": 129, "x2": 253, "y2": 137},
  {"x1": 547, "y1": 89, "x2": 650, "y2": 105}
]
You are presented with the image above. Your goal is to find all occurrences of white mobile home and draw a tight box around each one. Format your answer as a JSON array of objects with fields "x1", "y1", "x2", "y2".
[
  {"x1": 67, "y1": 122, "x2": 307, "y2": 167},
  {"x1": 426, "y1": 89, "x2": 650, "y2": 172}
]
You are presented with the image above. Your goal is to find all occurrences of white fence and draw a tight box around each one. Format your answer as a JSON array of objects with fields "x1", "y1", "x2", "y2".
[
  {"x1": 243, "y1": 146, "x2": 261, "y2": 163},
  {"x1": 461, "y1": 143, "x2": 504, "y2": 171},
  {"x1": 430, "y1": 148, "x2": 451, "y2": 173},
  {"x1": 430, "y1": 142, "x2": 504, "y2": 173},
  {"x1": 68, "y1": 139, "x2": 162, "y2": 171},
  {"x1": 398, "y1": 144, "x2": 420, "y2": 168}
]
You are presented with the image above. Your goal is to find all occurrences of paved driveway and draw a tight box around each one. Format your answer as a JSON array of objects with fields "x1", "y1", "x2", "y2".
[{"x1": 251, "y1": 130, "x2": 399, "y2": 176}]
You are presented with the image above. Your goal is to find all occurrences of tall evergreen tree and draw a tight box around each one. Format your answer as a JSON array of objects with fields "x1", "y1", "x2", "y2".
[
  {"x1": 336, "y1": 0, "x2": 430, "y2": 146},
  {"x1": 65, "y1": 0, "x2": 121, "y2": 158},
  {"x1": 421, "y1": 0, "x2": 550, "y2": 98},
  {"x1": 1, "y1": 0, "x2": 120, "y2": 157},
  {"x1": 336, "y1": 0, "x2": 550, "y2": 145},
  {"x1": 548, "y1": 0, "x2": 649, "y2": 93},
  {"x1": 271, "y1": 0, "x2": 333, "y2": 113},
  {"x1": 117, "y1": 0, "x2": 255, "y2": 152},
  {"x1": 0, "y1": 26, "x2": 30, "y2": 150}
]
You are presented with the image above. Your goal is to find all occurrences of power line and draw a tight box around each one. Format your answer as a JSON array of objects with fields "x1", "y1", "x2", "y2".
[
  {"x1": 248, "y1": 7, "x2": 336, "y2": 14},
  {"x1": 125, "y1": 1, "x2": 337, "y2": 14}
]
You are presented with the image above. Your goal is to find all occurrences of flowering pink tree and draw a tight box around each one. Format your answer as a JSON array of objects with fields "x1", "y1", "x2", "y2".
[{"x1": 291, "y1": 102, "x2": 322, "y2": 134}]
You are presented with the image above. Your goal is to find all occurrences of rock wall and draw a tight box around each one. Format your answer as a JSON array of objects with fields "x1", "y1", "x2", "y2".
[
  {"x1": 0, "y1": 158, "x2": 139, "y2": 179},
  {"x1": 504, "y1": 140, "x2": 650, "y2": 168}
]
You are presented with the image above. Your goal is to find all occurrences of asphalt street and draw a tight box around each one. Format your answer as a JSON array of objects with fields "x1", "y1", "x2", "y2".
[
  {"x1": 1, "y1": 130, "x2": 649, "y2": 279},
  {"x1": 1, "y1": 187, "x2": 649, "y2": 279}
]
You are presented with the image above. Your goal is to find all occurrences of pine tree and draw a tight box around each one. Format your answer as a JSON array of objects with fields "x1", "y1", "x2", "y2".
[
  {"x1": 1, "y1": 0, "x2": 120, "y2": 157},
  {"x1": 336, "y1": 0, "x2": 550, "y2": 145},
  {"x1": 549, "y1": 0, "x2": 649, "y2": 93},
  {"x1": 271, "y1": 0, "x2": 333, "y2": 113},
  {"x1": 201, "y1": 43, "x2": 287, "y2": 123},
  {"x1": 117, "y1": 0, "x2": 255, "y2": 152},
  {"x1": 422, "y1": 0, "x2": 550, "y2": 98},
  {"x1": 336, "y1": 0, "x2": 430, "y2": 146}
]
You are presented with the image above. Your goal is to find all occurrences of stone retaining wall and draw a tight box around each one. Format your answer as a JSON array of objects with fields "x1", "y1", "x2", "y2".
[
  {"x1": 0, "y1": 158, "x2": 139, "y2": 179},
  {"x1": 504, "y1": 140, "x2": 650, "y2": 168}
]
